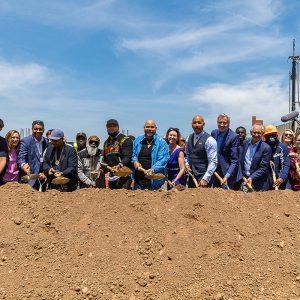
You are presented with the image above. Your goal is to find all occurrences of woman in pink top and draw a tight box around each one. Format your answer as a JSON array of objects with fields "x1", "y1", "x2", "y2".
[{"x1": 3, "y1": 130, "x2": 20, "y2": 183}]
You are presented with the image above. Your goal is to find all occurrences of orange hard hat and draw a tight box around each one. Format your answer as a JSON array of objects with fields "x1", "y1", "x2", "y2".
[{"x1": 264, "y1": 124, "x2": 279, "y2": 136}]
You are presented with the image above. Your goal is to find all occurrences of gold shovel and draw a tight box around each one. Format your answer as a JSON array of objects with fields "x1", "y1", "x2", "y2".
[
  {"x1": 51, "y1": 177, "x2": 70, "y2": 185},
  {"x1": 100, "y1": 163, "x2": 132, "y2": 177}
]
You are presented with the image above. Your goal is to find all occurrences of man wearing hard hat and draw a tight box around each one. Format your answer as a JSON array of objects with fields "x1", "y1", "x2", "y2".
[{"x1": 263, "y1": 125, "x2": 290, "y2": 190}]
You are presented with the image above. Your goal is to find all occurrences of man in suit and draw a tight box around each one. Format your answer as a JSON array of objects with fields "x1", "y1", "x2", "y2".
[
  {"x1": 263, "y1": 124, "x2": 290, "y2": 190},
  {"x1": 43, "y1": 129, "x2": 78, "y2": 192},
  {"x1": 241, "y1": 124, "x2": 272, "y2": 191},
  {"x1": 18, "y1": 120, "x2": 48, "y2": 190},
  {"x1": 186, "y1": 115, "x2": 218, "y2": 188},
  {"x1": 211, "y1": 114, "x2": 241, "y2": 189}
]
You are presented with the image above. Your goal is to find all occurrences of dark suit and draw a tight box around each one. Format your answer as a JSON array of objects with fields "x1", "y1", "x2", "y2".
[
  {"x1": 211, "y1": 128, "x2": 241, "y2": 188},
  {"x1": 43, "y1": 144, "x2": 78, "y2": 192},
  {"x1": 18, "y1": 135, "x2": 48, "y2": 187},
  {"x1": 241, "y1": 140, "x2": 272, "y2": 191}
]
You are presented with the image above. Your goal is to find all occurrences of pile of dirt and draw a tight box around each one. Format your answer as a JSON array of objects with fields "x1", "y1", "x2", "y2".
[{"x1": 0, "y1": 183, "x2": 299, "y2": 300}]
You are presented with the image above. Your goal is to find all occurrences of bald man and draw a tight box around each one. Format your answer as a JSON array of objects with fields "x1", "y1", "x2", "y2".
[
  {"x1": 132, "y1": 120, "x2": 169, "y2": 190},
  {"x1": 186, "y1": 115, "x2": 218, "y2": 187}
]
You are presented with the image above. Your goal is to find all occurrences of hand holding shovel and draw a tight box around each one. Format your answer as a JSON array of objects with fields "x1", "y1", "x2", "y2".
[
  {"x1": 242, "y1": 177, "x2": 255, "y2": 192},
  {"x1": 214, "y1": 172, "x2": 230, "y2": 190}
]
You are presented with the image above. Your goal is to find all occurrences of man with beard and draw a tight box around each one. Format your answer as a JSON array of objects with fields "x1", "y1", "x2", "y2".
[
  {"x1": 77, "y1": 135, "x2": 105, "y2": 188},
  {"x1": 263, "y1": 125, "x2": 290, "y2": 190},
  {"x1": 103, "y1": 119, "x2": 133, "y2": 189},
  {"x1": 0, "y1": 119, "x2": 8, "y2": 185},
  {"x1": 18, "y1": 120, "x2": 48, "y2": 190},
  {"x1": 132, "y1": 119, "x2": 169, "y2": 190},
  {"x1": 43, "y1": 129, "x2": 78, "y2": 192},
  {"x1": 186, "y1": 115, "x2": 218, "y2": 188}
]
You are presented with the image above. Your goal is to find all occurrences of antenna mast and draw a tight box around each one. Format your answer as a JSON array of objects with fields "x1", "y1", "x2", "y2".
[{"x1": 288, "y1": 39, "x2": 300, "y2": 132}]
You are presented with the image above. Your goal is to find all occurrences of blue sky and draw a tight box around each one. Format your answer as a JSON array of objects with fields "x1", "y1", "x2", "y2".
[{"x1": 1, "y1": 0, "x2": 300, "y2": 141}]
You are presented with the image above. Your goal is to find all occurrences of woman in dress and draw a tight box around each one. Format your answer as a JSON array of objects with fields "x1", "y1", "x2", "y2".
[
  {"x1": 288, "y1": 132, "x2": 300, "y2": 191},
  {"x1": 3, "y1": 130, "x2": 20, "y2": 183},
  {"x1": 165, "y1": 128, "x2": 186, "y2": 189},
  {"x1": 281, "y1": 129, "x2": 295, "y2": 150}
]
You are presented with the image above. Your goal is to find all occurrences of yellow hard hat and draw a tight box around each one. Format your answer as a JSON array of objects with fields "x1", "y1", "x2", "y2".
[{"x1": 264, "y1": 124, "x2": 279, "y2": 136}]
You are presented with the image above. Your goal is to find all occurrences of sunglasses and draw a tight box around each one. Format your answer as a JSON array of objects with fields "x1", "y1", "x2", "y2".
[
  {"x1": 252, "y1": 131, "x2": 262, "y2": 135},
  {"x1": 284, "y1": 133, "x2": 293, "y2": 137},
  {"x1": 89, "y1": 140, "x2": 99, "y2": 146},
  {"x1": 237, "y1": 131, "x2": 245, "y2": 134}
]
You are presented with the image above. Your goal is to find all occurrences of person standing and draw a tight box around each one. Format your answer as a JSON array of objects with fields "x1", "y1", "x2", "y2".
[
  {"x1": 235, "y1": 126, "x2": 247, "y2": 159},
  {"x1": 186, "y1": 115, "x2": 217, "y2": 188},
  {"x1": 281, "y1": 129, "x2": 295, "y2": 150},
  {"x1": 78, "y1": 135, "x2": 105, "y2": 188},
  {"x1": 18, "y1": 120, "x2": 48, "y2": 190},
  {"x1": 3, "y1": 130, "x2": 20, "y2": 183},
  {"x1": 165, "y1": 127, "x2": 186, "y2": 189},
  {"x1": 43, "y1": 129, "x2": 78, "y2": 192},
  {"x1": 132, "y1": 119, "x2": 169, "y2": 190},
  {"x1": 103, "y1": 119, "x2": 133, "y2": 189},
  {"x1": 73, "y1": 132, "x2": 87, "y2": 152},
  {"x1": 0, "y1": 119, "x2": 8, "y2": 185},
  {"x1": 211, "y1": 114, "x2": 241, "y2": 189},
  {"x1": 263, "y1": 125, "x2": 290, "y2": 190},
  {"x1": 288, "y1": 132, "x2": 300, "y2": 191},
  {"x1": 240, "y1": 124, "x2": 272, "y2": 191}
]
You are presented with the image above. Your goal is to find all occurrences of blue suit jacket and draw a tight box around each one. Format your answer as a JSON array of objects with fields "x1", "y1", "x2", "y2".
[
  {"x1": 211, "y1": 128, "x2": 241, "y2": 187},
  {"x1": 241, "y1": 140, "x2": 272, "y2": 191},
  {"x1": 18, "y1": 135, "x2": 48, "y2": 186}
]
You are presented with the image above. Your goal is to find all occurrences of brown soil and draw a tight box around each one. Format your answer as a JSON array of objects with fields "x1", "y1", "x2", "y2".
[{"x1": 0, "y1": 183, "x2": 300, "y2": 300}]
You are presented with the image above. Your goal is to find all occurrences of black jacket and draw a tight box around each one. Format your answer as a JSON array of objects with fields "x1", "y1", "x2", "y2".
[{"x1": 43, "y1": 144, "x2": 78, "y2": 192}]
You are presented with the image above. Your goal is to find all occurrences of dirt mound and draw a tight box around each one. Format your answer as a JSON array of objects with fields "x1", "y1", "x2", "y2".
[{"x1": 0, "y1": 183, "x2": 300, "y2": 300}]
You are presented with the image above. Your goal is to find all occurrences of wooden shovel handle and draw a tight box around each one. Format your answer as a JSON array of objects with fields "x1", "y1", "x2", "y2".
[
  {"x1": 186, "y1": 170, "x2": 199, "y2": 188},
  {"x1": 242, "y1": 177, "x2": 254, "y2": 191}
]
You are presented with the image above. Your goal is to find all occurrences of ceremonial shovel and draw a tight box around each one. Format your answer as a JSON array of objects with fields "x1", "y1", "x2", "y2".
[
  {"x1": 214, "y1": 172, "x2": 230, "y2": 190},
  {"x1": 242, "y1": 177, "x2": 255, "y2": 192},
  {"x1": 100, "y1": 163, "x2": 132, "y2": 177},
  {"x1": 186, "y1": 169, "x2": 199, "y2": 188},
  {"x1": 270, "y1": 161, "x2": 279, "y2": 191}
]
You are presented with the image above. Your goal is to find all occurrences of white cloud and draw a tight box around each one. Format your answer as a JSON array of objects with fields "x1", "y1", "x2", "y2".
[
  {"x1": 191, "y1": 76, "x2": 288, "y2": 129},
  {"x1": 0, "y1": 60, "x2": 49, "y2": 92}
]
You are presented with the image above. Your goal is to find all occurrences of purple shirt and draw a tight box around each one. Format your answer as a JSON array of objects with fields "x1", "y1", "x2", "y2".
[{"x1": 3, "y1": 148, "x2": 19, "y2": 182}]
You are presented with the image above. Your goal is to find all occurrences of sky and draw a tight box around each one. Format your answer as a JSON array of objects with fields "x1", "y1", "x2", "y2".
[{"x1": 1, "y1": 0, "x2": 300, "y2": 141}]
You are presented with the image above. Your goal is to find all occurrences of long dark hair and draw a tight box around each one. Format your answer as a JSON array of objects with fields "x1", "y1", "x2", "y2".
[{"x1": 165, "y1": 127, "x2": 181, "y2": 145}]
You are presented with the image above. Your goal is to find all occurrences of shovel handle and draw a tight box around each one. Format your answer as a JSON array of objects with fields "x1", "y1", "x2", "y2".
[
  {"x1": 186, "y1": 170, "x2": 199, "y2": 188},
  {"x1": 242, "y1": 177, "x2": 254, "y2": 192},
  {"x1": 214, "y1": 172, "x2": 223, "y2": 183}
]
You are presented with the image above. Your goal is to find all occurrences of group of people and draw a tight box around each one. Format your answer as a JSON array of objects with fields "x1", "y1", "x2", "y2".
[{"x1": 0, "y1": 114, "x2": 299, "y2": 192}]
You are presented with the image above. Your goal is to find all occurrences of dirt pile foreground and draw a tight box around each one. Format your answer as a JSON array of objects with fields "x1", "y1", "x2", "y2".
[{"x1": 0, "y1": 183, "x2": 300, "y2": 300}]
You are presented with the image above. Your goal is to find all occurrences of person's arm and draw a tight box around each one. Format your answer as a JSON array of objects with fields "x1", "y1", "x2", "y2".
[
  {"x1": 202, "y1": 137, "x2": 218, "y2": 183},
  {"x1": 151, "y1": 139, "x2": 169, "y2": 173},
  {"x1": 224, "y1": 134, "x2": 240, "y2": 179},
  {"x1": 0, "y1": 157, "x2": 7, "y2": 176},
  {"x1": 171, "y1": 150, "x2": 185, "y2": 184},
  {"x1": 62, "y1": 147, "x2": 78, "y2": 177},
  {"x1": 278, "y1": 145, "x2": 290, "y2": 180},
  {"x1": 18, "y1": 139, "x2": 30, "y2": 173},
  {"x1": 120, "y1": 138, "x2": 133, "y2": 167},
  {"x1": 77, "y1": 156, "x2": 92, "y2": 186}
]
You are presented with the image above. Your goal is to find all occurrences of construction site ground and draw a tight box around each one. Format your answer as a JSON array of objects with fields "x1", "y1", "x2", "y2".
[{"x1": 0, "y1": 182, "x2": 300, "y2": 300}]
